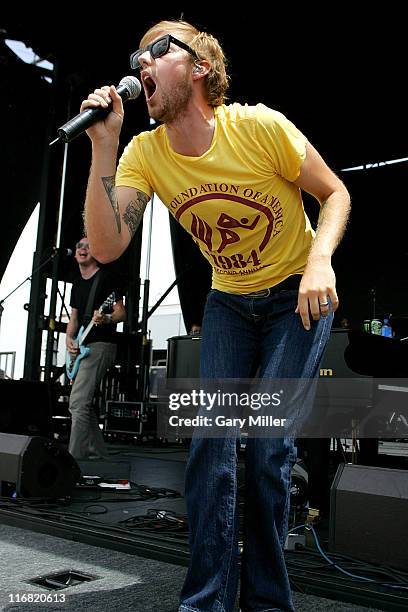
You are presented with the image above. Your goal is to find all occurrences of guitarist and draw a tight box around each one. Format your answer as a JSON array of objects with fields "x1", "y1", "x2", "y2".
[{"x1": 66, "y1": 237, "x2": 126, "y2": 460}]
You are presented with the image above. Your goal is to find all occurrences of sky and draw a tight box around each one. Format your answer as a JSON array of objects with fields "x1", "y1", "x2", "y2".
[{"x1": 0, "y1": 205, "x2": 39, "y2": 379}]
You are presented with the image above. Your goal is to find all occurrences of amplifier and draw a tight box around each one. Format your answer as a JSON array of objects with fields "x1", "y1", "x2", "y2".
[
  {"x1": 105, "y1": 401, "x2": 143, "y2": 435},
  {"x1": 319, "y1": 329, "x2": 361, "y2": 378},
  {"x1": 316, "y1": 330, "x2": 373, "y2": 416},
  {"x1": 167, "y1": 335, "x2": 201, "y2": 379},
  {"x1": 166, "y1": 330, "x2": 365, "y2": 379},
  {"x1": 149, "y1": 365, "x2": 167, "y2": 398}
]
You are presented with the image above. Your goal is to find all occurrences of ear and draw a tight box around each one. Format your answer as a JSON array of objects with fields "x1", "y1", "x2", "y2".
[{"x1": 192, "y1": 60, "x2": 211, "y2": 80}]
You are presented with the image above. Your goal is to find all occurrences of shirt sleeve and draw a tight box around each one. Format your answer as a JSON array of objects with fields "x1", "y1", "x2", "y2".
[
  {"x1": 116, "y1": 134, "x2": 153, "y2": 196},
  {"x1": 255, "y1": 104, "x2": 307, "y2": 182}
]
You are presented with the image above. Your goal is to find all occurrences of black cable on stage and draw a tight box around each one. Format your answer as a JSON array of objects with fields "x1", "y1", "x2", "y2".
[
  {"x1": 118, "y1": 508, "x2": 188, "y2": 536},
  {"x1": 0, "y1": 482, "x2": 182, "y2": 516}
]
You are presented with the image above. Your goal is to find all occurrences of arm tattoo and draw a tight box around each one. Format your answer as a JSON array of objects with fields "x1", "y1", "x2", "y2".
[
  {"x1": 101, "y1": 176, "x2": 121, "y2": 234},
  {"x1": 123, "y1": 192, "x2": 149, "y2": 237}
]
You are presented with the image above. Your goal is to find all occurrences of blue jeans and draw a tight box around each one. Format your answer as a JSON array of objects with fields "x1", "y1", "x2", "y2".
[{"x1": 179, "y1": 283, "x2": 333, "y2": 612}]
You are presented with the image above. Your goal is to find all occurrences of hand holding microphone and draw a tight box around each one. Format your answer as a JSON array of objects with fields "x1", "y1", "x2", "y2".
[{"x1": 51, "y1": 76, "x2": 141, "y2": 145}]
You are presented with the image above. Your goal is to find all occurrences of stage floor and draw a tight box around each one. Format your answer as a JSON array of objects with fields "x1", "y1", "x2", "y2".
[
  {"x1": 0, "y1": 523, "x2": 383, "y2": 612},
  {"x1": 1, "y1": 442, "x2": 407, "y2": 610}
]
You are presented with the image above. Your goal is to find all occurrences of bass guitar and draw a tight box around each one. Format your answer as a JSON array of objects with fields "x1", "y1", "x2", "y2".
[{"x1": 66, "y1": 292, "x2": 116, "y2": 380}]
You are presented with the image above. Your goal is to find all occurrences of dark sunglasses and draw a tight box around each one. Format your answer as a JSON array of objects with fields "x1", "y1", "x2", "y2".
[
  {"x1": 130, "y1": 34, "x2": 198, "y2": 70},
  {"x1": 76, "y1": 242, "x2": 89, "y2": 250}
]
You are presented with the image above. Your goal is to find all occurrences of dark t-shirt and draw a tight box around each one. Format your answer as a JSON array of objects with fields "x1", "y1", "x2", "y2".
[{"x1": 70, "y1": 269, "x2": 124, "y2": 345}]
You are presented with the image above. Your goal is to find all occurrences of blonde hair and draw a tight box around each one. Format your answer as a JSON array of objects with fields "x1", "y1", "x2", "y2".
[{"x1": 140, "y1": 20, "x2": 229, "y2": 106}]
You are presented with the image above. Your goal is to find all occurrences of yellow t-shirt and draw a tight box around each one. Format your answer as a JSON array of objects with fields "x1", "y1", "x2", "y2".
[{"x1": 116, "y1": 103, "x2": 314, "y2": 293}]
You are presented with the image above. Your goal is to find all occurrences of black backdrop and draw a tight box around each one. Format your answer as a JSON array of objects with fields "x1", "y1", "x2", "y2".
[{"x1": 1, "y1": 10, "x2": 407, "y2": 331}]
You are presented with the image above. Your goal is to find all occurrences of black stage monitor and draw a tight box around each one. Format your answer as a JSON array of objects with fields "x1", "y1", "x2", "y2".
[
  {"x1": 330, "y1": 463, "x2": 408, "y2": 571},
  {"x1": 0, "y1": 433, "x2": 80, "y2": 498}
]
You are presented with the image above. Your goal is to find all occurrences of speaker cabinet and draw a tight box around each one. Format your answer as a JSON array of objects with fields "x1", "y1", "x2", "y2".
[
  {"x1": 0, "y1": 433, "x2": 80, "y2": 498},
  {"x1": 319, "y1": 329, "x2": 362, "y2": 378},
  {"x1": 329, "y1": 463, "x2": 408, "y2": 571},
  {"x1": 166, "y1": 329, "x2": 366, "y2": 380},
  {"x1": 167, "y1": 335, "x2": 201, "y2": 379}
]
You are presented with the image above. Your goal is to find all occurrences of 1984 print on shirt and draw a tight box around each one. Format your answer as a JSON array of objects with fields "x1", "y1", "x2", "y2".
[{"x1": 116, "y1": 103, "x2": 314, "y2": 293}]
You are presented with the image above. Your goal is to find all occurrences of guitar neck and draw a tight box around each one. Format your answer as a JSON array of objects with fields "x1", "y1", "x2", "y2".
[{"x1": 78, "y1": 320, "x2": 95, "y2": 346}]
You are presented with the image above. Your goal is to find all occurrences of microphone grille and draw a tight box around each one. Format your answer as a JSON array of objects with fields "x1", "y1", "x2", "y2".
[{"x1": 119, "y1": 76, "x2": 142, "y2": 100}]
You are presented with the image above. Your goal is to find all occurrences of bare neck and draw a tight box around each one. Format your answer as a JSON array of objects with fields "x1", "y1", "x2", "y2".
[
  {"x1": 79, "y1": 263, "x2": 99, "y2": 280},
  {"x1": 166, "y1": 103, "x2": 215, "y2": 157}
]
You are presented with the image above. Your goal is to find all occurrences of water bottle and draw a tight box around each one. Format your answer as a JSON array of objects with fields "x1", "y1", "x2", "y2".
[{"x1": 381, "y1": 317, "x2": 393, "y2": 338}]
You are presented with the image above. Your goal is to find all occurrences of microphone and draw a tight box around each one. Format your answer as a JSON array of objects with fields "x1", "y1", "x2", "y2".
[
  {"x1": 52, "y1": 247, "x2": 74, "y2": 257},
  {"x1": 52, "y1": 76, "x2": 142, "y2": 145}
]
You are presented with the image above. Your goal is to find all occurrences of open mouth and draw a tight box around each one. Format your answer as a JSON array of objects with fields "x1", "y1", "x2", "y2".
[{"x1": 142, "y1": 74, "x2": 157, "y2": 101}]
